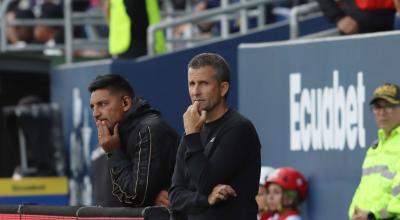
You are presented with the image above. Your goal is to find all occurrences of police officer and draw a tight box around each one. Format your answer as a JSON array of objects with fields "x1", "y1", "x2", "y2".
[{"x1": 349, "y1": 83, "x2": 400, "y2": 220}]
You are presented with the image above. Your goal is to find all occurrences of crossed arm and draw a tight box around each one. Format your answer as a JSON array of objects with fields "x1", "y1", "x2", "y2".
[{"x1": 97, "y1": 120, "x2": 177, "y2": 207}]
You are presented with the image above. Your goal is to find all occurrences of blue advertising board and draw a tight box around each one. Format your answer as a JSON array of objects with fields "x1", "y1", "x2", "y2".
[{"x1": 238, "y1": 31, "x2": 400, "y2": 219}]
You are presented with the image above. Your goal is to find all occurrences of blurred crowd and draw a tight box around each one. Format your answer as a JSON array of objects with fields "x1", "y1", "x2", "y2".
[
  {"x1": 2, "y1": 0, "x2": 400, "y2": 59},
  {"x1": 4, "y1": 0, "x2": 107, "y2": 57}
]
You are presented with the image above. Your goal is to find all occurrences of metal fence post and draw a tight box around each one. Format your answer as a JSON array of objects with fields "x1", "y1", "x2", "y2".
[{"x1": 64, "y1": 0, "x2": 73, "y2": 63}]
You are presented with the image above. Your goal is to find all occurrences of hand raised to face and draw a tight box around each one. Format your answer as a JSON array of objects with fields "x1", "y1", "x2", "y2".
[
  {"x1": 183, "y1": 101, "x2": 207, "y2": 135},
  {"x1": 96, "y1": 120, "x2": 121, "y2": 152}
]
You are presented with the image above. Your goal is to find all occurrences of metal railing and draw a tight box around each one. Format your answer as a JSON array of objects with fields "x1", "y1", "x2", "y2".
[
  {"x1": 289, "y1": 1, "x2": 339, "y2": 39},
  {"x1": 0, "y1": 0, "x2": 108, "y2": 63},
  {"x1": 0, "y1": 0, "x2": 332, "y2": 62},
  {"x1": 289, "y1": 1, "x2": 319, "y2": 39},
  {"x1": 147, "y1": 0, "x2": 273, "y2": 56},
  {"x1": 148, "y1": 0, "x2": 332, "y2": 55}
]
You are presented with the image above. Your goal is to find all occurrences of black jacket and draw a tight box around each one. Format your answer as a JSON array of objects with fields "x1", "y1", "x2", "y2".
[
  {"x1": 317, "y1": 0, "x2": 394, "y2": 33},
  {"x1": 107, "y1": 97, "x2": 179, "y2": 206},
  {"x1": 169, "y1": 109, "x2": 261, "y2": 220}
]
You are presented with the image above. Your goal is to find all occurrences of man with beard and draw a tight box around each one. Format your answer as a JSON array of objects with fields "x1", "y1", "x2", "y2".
[
  {"x1": 169, "y1": 53, "x2": 261, "y2": 220},
  {"x1": 89, "y1": 74, "x2": 179, "y2": 207}
]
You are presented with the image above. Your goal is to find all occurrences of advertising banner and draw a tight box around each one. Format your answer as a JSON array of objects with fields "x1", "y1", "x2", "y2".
[{"x1": 238, "y1": 31, "x2": 400, "y2": 219}]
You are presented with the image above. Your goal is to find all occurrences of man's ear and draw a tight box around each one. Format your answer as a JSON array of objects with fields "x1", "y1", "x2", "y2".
[
  {"x1": 121, "y1": 96, "x2": 132, "y2": 111},
  {"x1": 220, "y1": 81, "x2": 229, "y2": 97}
]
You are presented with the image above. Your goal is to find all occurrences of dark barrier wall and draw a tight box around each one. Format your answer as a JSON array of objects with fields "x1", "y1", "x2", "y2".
[
  {"x1": 0, "y1": 204, "x2": 171, "y2": 220},
  {"x1": 238, "y1": 31, "x2": 400, "y2": 219},
  {"x1": 0, "y1": 54, "x2": 51, "y2": 178}
]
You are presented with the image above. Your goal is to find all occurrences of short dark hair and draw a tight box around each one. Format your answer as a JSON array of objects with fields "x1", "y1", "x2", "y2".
[
  {"x1": 6, "y1": 0, "x2": 18, "y2": 13},
  {"x1": 88, "y1": 74, "x2": 134, "y2": 97},
  {"x1": 16, "y1": 9, "x2": 34, "y2": 20},
  {"x1": 40, "y1": 2, "x2": 63, "y2": 19},
  {"x1": 188, "y1": 53, "x2": 230, "y2": 83}
]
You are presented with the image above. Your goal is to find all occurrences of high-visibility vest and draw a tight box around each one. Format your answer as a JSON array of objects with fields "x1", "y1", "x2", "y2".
[
  {"x1": 109, "y1": 0, "x2": 130, "y2": 55},
  {"x1": 349, "y1": 127, "x2": 400, "y2": 220},
  {"x1": 108, "y1": 0, "x2": 165, "y2": 55},
  {"x1": 146, "y1": 0, "x2": 166, "y2": 54}
]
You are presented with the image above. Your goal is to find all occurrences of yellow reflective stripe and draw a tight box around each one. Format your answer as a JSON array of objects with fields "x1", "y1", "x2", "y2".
[
  {"x1": 146, "y1": 0, "x2": 165, "y2": 54},
  {"x1": 362, "y1": 165, "x2": 396, "y2": 179},
  {"x1": 110, "y1": 128, "x2": 152, "y2": 205},
  {"x1": 379, "y1": 208, "x2": 390, "y2": 219},
  {"x1": 0, "y1": 177, "x2": 68, "y2": 196},
  {"x1": 393, "y1": 185, "x2": 400, "y2": 197}
]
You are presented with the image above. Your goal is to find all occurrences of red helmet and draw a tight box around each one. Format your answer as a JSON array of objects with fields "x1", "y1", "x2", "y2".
[{"x1": 265, "y1": 167, "x2": 308, "y2": 201}]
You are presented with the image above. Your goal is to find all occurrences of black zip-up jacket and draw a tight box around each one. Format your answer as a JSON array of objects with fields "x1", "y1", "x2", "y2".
[
  {"x1": 317, "y1": 0, "x2": 394, "y2": 33},
  {"x1": 107, "y1": 97, "x2": 179, "y2": 206}
]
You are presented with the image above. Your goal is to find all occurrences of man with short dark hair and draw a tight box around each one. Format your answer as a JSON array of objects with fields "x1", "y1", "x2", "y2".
[
  {"x1": 89, "y1": 74, "x2": 179, "y2": 207},
  {"x1": 349, "y1": 83, "x2": 400, "y2": 220},
  {"x1": 169, "y1": 53, "x2": 261, "y2": 220}
]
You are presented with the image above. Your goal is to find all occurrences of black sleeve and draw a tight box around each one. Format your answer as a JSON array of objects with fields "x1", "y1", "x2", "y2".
[
  {"x1": 123, "y1": 0, "x2": 135, "y2": 18},
  {"x1": 169, "y1": 143, "x2": 210, "y2": 214},
  {"x1": 124, "y1": 0, "x2": 148, "y2": 36},
  {"x1": 107, "y1": 121, "x2": 179, "y2": 206},
  {"x1": 184, "y1": 123, "x2": 259, "y2": 195},
  {"x1": 317, "y1": 0, "x2": 346, "y2": 23}
]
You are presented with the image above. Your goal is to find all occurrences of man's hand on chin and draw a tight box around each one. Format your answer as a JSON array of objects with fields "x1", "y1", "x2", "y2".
[
  {"x1": 96, "y1": 121, "x2": 121, "y2": 152},
  {"x1": 183, "y1": 101, "x2": 207, "y2": 135}
]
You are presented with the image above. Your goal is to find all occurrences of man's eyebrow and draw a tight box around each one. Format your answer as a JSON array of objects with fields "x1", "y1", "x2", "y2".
[{"x1": 90, "y1": 99, "x2": 104, "y2": 107}]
